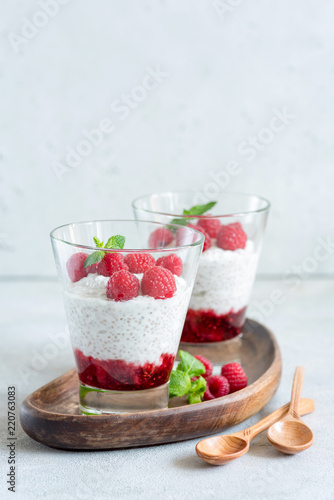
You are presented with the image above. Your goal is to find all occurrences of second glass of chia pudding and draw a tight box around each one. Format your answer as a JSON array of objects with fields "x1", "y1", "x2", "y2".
[{"x1": 133, "y1": 192, "x2": 270, "y2": 363}]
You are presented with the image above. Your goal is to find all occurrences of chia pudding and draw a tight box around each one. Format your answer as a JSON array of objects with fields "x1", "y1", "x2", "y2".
[{"x1": 64, "y1": 272, "x2": 191, "y2": 390}]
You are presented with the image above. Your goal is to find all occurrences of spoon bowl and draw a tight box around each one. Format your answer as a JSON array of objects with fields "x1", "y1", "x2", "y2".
[
  {"x1": 196, "y1": 435, "x2": 249, "y2": 465},
  {"x1": 267, "y1": 420, "x2": 314, "y2": 454}
]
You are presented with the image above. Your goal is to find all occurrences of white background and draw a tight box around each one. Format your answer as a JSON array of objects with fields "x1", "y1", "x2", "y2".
[{"x1": 1, "y1": 0, "x2": 333, "y2": 277}]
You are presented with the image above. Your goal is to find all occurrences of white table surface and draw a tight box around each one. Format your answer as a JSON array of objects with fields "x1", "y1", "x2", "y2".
[{"x1": 1, "y1": 278, "x2": 333, "y2": 500}]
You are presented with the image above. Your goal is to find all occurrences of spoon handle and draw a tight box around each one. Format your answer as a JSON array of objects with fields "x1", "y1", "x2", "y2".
[
  {"x1": 289, "y1": 366, "x2": 305, "y2": 418},
  {"x1": 244, "y1": 398, "x2": 314, "y2": 441}
]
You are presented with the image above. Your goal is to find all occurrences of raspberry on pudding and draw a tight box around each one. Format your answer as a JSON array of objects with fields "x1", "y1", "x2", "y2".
[
  {"x1": 156, "y1": 253, "x2": 183, "y2": 277},
  {"x1": 197, "y1": 215, "x2": 221, "y2": 238},
  {"x1": 141, "y1": 266, "x2": 177, "y2": 299},
  {"x1": 66, "y1": 253, "x2": 97, "y2": 282},
  {"x1": 97, "y1": 252, "x2": 128, "y2": 277},
  {"x1": 106, "y1": 270, "x2": 140, "y2": 301},
  {"x1": 180, "y1": 224, "x2": 212, "y2": 252},
  {"x1": 64, "y1": 245, "x2": 191, "y2": 392},
  {"x1": 124, "y1": 252, "x2": 155, "y2": 273}
]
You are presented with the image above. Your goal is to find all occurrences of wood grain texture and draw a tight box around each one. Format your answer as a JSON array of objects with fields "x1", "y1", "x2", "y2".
[{"x1": 19, "y1": 319, "x2": 282, "y2": 451}]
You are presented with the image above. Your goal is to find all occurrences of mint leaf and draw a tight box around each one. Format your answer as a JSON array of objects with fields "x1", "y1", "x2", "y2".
[
  {"x1": 187, "y1": 376, "x2": 207, "y2": 405},
  {"x1": 184, "y1": 201, "x2": 217, "y2": 216},
  {"x1": 169, "y1": 217, "x2": 189, "y2": 227},
  {"x1": 190, "y1": 375, "x2": 207, "y2": 393},
  {"x1": 105, "y1": 235, "x2": 125, "y2": 250},
  {"x1": 84, "y1": 234, "x2": 126, "y2": 269},
  {"x1": 93, "y1": 237, "x2": 104, "y2": 248},
  {"x1": 177, "y1": 350, "x2": 206, "y2": 378},
  {"x1": 187, "y1": 393, "x2": 202, "y2": 404},
  {"x1": 169, "y1": 370, "x2": 191, "y2": 398},
  {"x1": 84, "y1": 250, "x2": 105, "y2": 268},
  {"x1": 169, "y1": 352, "x2": 207, "y2": 404},
  {"x1": 170, "y1": 201, "x2": 217, "y2": 227}
]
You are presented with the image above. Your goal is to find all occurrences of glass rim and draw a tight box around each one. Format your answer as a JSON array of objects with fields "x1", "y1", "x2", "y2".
[
  {"x1": 50, "y1": 219, "x2": 205, "y2": 253},
  {"x1": 132, "y1": 190, "x2": 271, "y2": 219}
]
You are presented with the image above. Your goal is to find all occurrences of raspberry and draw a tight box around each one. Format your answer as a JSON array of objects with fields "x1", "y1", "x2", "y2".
[
  {"x1": 124, "y1": 253, "x2": 155, "y2": 273},
  {"x1": 216, "y1": 222, "x2": 247, "y2": 251},
  {"x1": 141, "y1": 266, "x2": 176, "y2": 299},
  {"x1": 221, "y1": 363, "x2": 248, "y2": 393},
  {"x1": 97, "y1": 252, "x2": 128, "y2": 277},
  {"x1": 156, "y1": 254, "x2": 183, "y2": 277},
  {"x1": 204, "y1": 375, "x2": 230, "y2": 400},
  {"x1": 86, "y1": 263, "x2": 98, "y2": 275},
  {"x1": 106, "y1": 270, "x2": 139, "y2": 301},
  {"x1": 194, "y1": 355, "x2": 213, "y2": 379},
  {"x1": 66, "y1": 253, "x2": 90, "y2": 283},
  {"x1": 197, "y1": 215, "x2": 221, "y2": 238},
  {"x1": 186, "y1": 224, "x2": 211, "y2": 252},
  {"x1": 149, "y1": 228, "x2": 174, "y2": 249}
]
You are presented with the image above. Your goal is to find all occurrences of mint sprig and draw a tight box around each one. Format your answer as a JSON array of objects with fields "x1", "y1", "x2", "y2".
[
  {"x1": 84, "y1": 234, "x2": 126, "y2": 268},
  {"x1": 177, "y1": 350, "x2": 206, "y2": 377},
  {"x1": 170, "y1": 201, "x2": 217, "y2": 226},
  {"x1": 169, "y1": 350, "x2": 207, "y2": 404},
  {"x1": 105, "y1": 235, "x2": 126, "y2": 249},
  {"x1": 169, "y1": 370, "x2": 191, "y2": 398}
]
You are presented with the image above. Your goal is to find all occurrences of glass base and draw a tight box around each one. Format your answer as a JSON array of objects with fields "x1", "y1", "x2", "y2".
[
  {"x1": 179, "y1": 333, "x2": 242, "y2": 366},
  {"x1": 79, "y1": 382, "x2": 169, "y2": 415}
]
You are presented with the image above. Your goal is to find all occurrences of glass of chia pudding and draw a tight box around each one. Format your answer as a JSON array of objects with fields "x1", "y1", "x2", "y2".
[
  {"x1": 50, "y1": 220, "x2": 203, "y2": 414},
  {"x1": 133, "y1": 192, "x2": 270, "y2": 364}
]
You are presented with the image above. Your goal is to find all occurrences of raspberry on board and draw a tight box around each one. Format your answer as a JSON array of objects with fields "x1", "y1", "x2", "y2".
[
  {"x1": 204, "y1": 375, "x2": 230, "y2": 400},
  {"x1": 106, "y1": 270, "x2": 140, "y2": 301},
  {"x1": 141, "y1": 266, "x2": 177, "y2": 299},
  {"x1": 156, "y1": 254, "x2": 183, "y2": 277},
  {"x1": 124, "y1": 253, "x2": 155, "y2": 273},
  {"x1": 221, "y1": 362, "x2": 248, "y2": 393},
  {"x1": 97, "y1": 252, "x2": 128, "y2": 277},
  {"x1": 216, "y1": 222, "x2": 247, "y2": 251},
  {"x1": 194, "y1": 355, "x2": 213, "y2": 379}
]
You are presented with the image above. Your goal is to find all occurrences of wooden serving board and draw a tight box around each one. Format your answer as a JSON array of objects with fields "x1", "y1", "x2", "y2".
[{"x1": 20, "y1": 319, "x2": 281, "y2": 450}]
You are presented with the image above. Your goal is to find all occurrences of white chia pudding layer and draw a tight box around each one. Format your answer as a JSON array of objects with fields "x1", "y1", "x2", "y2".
[
  {"x1": 189, "y1": 241, "x2": 259, "y2": 315},
  {"x1": 63, "y1": 273, "x2": 191, "y2": 365}
]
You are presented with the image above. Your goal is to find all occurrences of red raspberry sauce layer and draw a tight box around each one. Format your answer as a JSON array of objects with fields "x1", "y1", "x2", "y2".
[
  {"x1": 74, "y1": 349, "x2": 175, "y2": 391},
  {"x1": 181, "y1": 307, "x2": 247, "y2": 343}
]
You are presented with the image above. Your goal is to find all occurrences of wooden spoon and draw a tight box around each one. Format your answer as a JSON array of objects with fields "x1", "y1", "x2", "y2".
[
  {"x1": 196, "y1": 398, "x2": 314, "y2": 465},
  {"x1": 267, "y1": 367, "x2": 314, "y2": 454}
]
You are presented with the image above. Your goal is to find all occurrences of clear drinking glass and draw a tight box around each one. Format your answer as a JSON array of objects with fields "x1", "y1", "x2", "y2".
[
  {"x1": 132, "y1": 192, "x2": 270, "y2": 364},
  {"x1": 50, "y1": 220, "x2": 203, "y2": 414}
]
